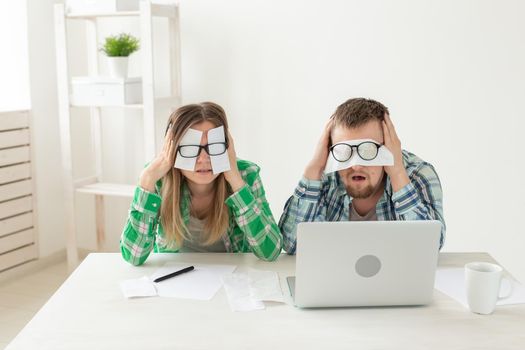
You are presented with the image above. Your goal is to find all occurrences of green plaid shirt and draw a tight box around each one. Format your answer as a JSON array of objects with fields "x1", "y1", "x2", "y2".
[
  {"x1": 279, "y1": 150, "x2": 446, "y2": 254},
  {"x1": 121, "y1": 159, "x2": 282, "y2": 265}
]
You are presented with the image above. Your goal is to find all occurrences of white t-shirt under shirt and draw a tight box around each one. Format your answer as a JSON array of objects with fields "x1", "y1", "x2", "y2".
[{"x1": 349, "y1": 205, "x2": 378, "y2": 221}]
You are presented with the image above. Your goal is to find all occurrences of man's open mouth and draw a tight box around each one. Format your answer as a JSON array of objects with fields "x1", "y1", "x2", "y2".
[{"x1": 351, "y1": 175, "x2": 366, "y2": 181}]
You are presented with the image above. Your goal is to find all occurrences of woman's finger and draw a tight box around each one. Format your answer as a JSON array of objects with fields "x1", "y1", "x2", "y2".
[
  {"x1": 227, "y1": 131, "x2": 235, "y2": 150},
  {"x1": 164, "y1": 123, "x2": 173, "y2": 140},
  {"x1": 161, "y1": 138, "x2": 168, "y2": 155},
  {"x1": 167, "y1": 139, "x2": 175, "y2": 161},
  {"x1": 164, "y1": 134, "x2": 173, "y2": 154},
  {"x1": 162, "y1": 125, "x2": 173, "y2": 153}
]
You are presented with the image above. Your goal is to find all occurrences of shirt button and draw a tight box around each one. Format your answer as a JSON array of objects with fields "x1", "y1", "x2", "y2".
[
  {"x1": 152, "y1": 203, "x2": 157, "y2": 207},
  {"x1": 395, "y1": 202, "x2": 400, "y2": 208}
]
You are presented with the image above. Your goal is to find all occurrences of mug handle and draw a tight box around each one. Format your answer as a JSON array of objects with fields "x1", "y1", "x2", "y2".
[{"x1": 498, "y1": 278, "x2": 514, "y2": 300}]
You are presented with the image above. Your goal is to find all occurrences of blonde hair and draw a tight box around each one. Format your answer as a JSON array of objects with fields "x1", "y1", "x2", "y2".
[{"x1": 160, "y1": 102, "x2": 231, "y2": 248}]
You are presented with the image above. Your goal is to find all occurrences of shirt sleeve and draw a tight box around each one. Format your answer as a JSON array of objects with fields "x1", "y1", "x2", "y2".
[
  {"x1": 391, "y1": 163, "x2": 446, "y2": 249},
  {"x1": 278, "y1": 176, "x2": 328, "y2": 255},
  {"x1": 225, "y1": 171, "x2": 283, "y2": 262},
  {"x1": 120, "y1": 186, "x2": 162, "y2": 266}
]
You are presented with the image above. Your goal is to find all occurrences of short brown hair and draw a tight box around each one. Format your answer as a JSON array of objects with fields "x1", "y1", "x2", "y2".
[{"x1": 331, "y1": 98, "x2": 389, "y2": 129}]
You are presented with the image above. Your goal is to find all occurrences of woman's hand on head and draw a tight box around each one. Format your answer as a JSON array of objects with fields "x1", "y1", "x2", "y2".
[
  {"x1": 223, "y1": 132, "x2": 245, "y2": 192},
  {"x1": 139, "y1": 124, "x2": 176, "y2": 192}
]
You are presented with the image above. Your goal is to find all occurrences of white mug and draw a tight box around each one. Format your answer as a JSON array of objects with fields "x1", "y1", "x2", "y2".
[{"x1": 465, "y1": 262, "x2": 513, "y2": 315}]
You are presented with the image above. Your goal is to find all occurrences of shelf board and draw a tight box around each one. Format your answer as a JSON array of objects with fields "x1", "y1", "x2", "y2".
[
  {"x1": 69, "y1": 103, "x2": 144, "y2": 109},
  {"x1": 76, "y1": 182, "x2": 135, "y2": 198},
  {"x1": 66, "y1": 11, "x2": 140, "y2": 19},
  {"x1": 66, "y1": 4, "x2": 176, "y2": 20},
  {"x1": 68, "y1": 96, "x2": 181, "y2": 109}
]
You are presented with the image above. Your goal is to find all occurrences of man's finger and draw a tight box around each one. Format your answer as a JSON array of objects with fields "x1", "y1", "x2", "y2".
[
  {"x1": 325, "y1": 118, "x2": 334, "y2": 133},
  {"x1": 385, "y1": 115, "x2": 402, "y2": 143},
  {"x1": 382, "y1": 120, "x2": 392, "y2": 144},
  {"x1": 385, "y1": 114, "x2": 398, "y2": 136}
]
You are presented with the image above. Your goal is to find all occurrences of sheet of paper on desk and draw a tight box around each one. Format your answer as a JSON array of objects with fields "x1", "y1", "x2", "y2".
[
  {"x1": 151, "y1": 262, "x2": 236, "y2": 300},
  {"x1": 222, "y1": 269, "x2": 284, "y2": 312},
  {"x1": 247, "y1": 269, "x2": 285, "y2": 303},
  {"x1": 222, "y1": 273, "x2": 265, "y2": 312},
  {"x1": 434, "y1": 267, "x2": 525, "y2": 308},
  {"x1": 120, "y1": 276, "x2": 157, "y2": 298}
]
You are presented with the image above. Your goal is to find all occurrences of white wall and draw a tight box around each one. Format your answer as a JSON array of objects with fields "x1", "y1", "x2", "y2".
[
  {"x1": 0, "y1": 0, "x2": 31, "y2": 111},
  {"x1": 179, "y1": 0, "x2": 525, "y2": 282},
  {"x1": 28, "y1": 0, "x2": 525, "y2": 282},
  {"x1": 26, "y1": 0, "x2": 67, "y2": 257}
]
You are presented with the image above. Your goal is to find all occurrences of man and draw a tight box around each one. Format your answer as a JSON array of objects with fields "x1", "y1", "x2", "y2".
[{"x1": 279, "y1": 98, "x2": 445, "y2": 254}]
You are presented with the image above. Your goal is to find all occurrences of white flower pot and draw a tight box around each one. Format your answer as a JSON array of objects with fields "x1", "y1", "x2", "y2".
[{"x1": 107, "y1": 57, "x2": 129, "y2": 78}]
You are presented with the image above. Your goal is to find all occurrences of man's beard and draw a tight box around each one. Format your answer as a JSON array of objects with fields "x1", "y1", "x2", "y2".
[{"x1": 347, "y1": 184, "x2": 375, "y2": 199}]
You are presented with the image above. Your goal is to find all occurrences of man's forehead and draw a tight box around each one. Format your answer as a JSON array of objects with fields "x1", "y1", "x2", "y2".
[{"x1": 331, "y1": 121, "x2": 383, "y2": 142}]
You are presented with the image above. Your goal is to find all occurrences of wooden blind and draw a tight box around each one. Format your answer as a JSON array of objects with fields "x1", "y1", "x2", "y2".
[{"x1": 0, "y1": 110, "x2": 37, "y2": 272}]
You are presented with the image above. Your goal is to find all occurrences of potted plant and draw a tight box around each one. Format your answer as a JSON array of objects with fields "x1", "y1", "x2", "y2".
[{"x1": 100, "y1": 33, "x2": 140, "y2": 78}]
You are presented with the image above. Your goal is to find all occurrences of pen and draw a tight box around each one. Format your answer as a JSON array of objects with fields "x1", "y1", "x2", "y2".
[{"x1": 153, "y1": 266, "x2": 195, "y2": 283}]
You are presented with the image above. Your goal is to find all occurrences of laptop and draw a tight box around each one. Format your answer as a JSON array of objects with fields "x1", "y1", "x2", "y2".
[{"x1": 287, "y1": 220, "x2": 442, "y2": 308}]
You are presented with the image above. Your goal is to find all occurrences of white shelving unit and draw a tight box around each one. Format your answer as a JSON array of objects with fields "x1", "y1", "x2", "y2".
[{"x1": 54, "y1": 1, "x2": 181, "y2": 268}]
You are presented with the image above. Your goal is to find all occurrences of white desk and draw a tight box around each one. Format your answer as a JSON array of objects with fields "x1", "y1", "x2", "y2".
[{"x1": 6, "y1": 253, "x2": 525, "y2": 349}]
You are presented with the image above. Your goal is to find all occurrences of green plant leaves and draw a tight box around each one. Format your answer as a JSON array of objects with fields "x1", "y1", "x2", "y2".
[{"x1": 100, "y1": 33, "x2": 140, "y2": 57}]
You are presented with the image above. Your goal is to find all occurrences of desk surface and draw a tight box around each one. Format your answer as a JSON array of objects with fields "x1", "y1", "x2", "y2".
[{"x1": 6, "y1": 253, "x2": 525, "y2": 350}]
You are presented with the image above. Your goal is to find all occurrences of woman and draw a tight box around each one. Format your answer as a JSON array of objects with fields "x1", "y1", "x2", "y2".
[{"x1": 121, "y1": 102, "x2": 282, "y2": 265}]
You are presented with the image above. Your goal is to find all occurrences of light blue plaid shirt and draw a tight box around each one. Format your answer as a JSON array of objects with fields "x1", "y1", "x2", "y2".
[{"x1": 278, "y1": 150, "x2": 445, "y2": 254}]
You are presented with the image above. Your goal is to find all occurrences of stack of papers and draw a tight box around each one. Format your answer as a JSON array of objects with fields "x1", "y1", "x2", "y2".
[{"x1": 222, "y1": 269, "x2": 285, "y2": 312}]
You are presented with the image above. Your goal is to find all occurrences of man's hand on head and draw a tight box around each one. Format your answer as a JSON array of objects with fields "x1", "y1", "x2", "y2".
[
  {"x1": 304, "y1": 118, "x2": 334, "y2": 181},
  {"x1": 382, "y1": 113, "x2": 410, "y2": 192}
]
